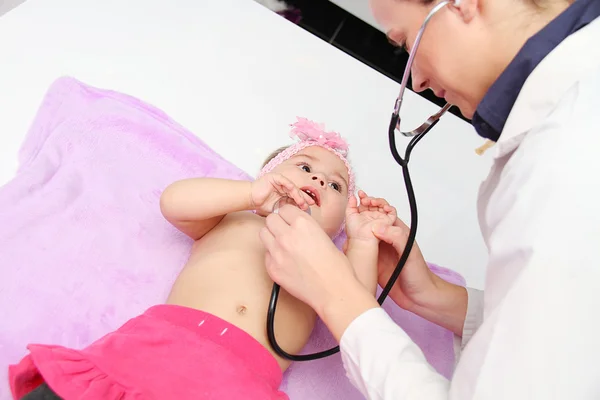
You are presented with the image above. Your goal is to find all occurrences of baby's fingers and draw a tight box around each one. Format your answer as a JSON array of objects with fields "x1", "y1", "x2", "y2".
[
  {"x1": 272, "y1": 174, "x2": 296, "y2": 193},
  {"x1": 367, "y1": 197, "x2": 390, "y2": 212},
  {"x1": 289, "y1": 187, "x2": 313, "y2": 210},
  {"x1": 302, "y1": 189, "x2": 316, "y2": 206},
  {"x1": 271, "y1": 175, "x2": 314, "y2": 209},
  {"x1": 360, "y1": 195, "x2": 389, "y2": 208},
  {"x1": 347, "y1": 195, "x2": 358, "y2": 210},
  {"x1": 370, "y1": 197, "x2": 390, "y2": 207}
]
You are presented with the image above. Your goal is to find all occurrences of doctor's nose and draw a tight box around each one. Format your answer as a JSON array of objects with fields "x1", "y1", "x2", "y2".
[
  {"x1": 311, "y1": 174, "x2": 326, "y2": 187},
  {"x1": 411, "y1": 68, "x2": 430, "y2": 93}
]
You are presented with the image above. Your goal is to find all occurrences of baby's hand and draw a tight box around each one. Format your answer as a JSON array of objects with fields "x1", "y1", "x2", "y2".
[
  {"x1": 346, "y1": 190, "x2": 397, "y2": 243},
  {"x1": 251, "y1": 173, "x2": 315, "y2": 217}
]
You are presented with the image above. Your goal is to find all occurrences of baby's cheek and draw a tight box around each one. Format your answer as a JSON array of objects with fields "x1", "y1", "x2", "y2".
[
  {"x1": 333, "y1": 199, "x2": 348, "y2": 223},
  {"x1": 319, "y1": 202, "x2": 343, "y2": 230}
]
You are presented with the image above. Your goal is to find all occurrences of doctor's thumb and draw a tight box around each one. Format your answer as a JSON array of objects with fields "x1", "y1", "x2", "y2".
[{"x1": 372, "y1": 224, "x2": 409, "y2": 249}]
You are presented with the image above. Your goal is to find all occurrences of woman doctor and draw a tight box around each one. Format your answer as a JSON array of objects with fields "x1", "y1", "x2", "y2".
[{"x1": 259, "y1": 0, "x2": 600, "y2": 398}]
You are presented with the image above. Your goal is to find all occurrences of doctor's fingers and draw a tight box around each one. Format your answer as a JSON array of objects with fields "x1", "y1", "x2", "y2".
[
  {"x1": 277, "y1": 203, "x2": 313, "y2": 226},
  {"x1": 265, "y1": 212, "x2": 292, "y2": 238},
  {"x1": 259, "y1": 226, "x2": 277, "y2": 253},
  {"x1": 260, "y1": 226, "x2": 294, "y2": 268},
  {"x1": 392, "y1": 216, "x2": 410, "y2": 230},
  {"x1": 373, "y1": 224, "x2": 410, "y2": 251},
  {"x1": 260, "y1": 226, "x2": 299, "y2": 277},
  {"x1": 259, "y1": 233, "x2": 286, "y2": 285}
]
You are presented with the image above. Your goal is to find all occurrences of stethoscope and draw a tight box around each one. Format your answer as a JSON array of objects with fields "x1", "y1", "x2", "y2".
[{"x1": 267, "y1": 0, "x2": 459, "y2": 361}]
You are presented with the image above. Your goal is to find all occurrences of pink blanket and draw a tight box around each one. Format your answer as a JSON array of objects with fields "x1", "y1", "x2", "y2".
[{"x1": 0, "y1": 77, "x2": 464, "y2": 400}]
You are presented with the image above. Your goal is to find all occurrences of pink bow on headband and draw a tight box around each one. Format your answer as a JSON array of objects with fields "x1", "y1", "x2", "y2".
[{"x1": 289, "y1": 117, "x2": 349, "y2": 155}]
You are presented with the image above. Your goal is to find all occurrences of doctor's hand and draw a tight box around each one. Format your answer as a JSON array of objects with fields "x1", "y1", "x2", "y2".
[
  {"x1": 259, "y1": 205, "x2": 379, "y2": 336},
  {"x1": 373, "y1": 219, "x2": 468, "y2": 336},
  {"x1": 372, "y1": 218, "x2": 436, "y2": 311}
]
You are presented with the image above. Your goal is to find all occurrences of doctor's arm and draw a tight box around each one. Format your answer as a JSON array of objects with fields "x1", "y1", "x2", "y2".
[
  {"x1": 330, "y1": 223, "x2": 483, "y2": 400},
  {"x1": 371, "y1": 222, "x2": 474, "y2": 339},
  {"x1": 337, "y1": 123, "x2": 600, "y2": 399},
  {"x1": 259, "y1": 206, "x2": 473, "y2": 399}
]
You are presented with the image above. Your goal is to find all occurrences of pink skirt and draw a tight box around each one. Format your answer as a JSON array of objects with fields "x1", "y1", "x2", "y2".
[{"x1": 10, "y1": 305, "x2": 288, "y2": 399}]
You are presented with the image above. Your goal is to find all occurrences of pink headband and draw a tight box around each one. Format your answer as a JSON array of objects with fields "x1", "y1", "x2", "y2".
[{"x1": 258, "y1": 117, "x2": 356, "y2": 197}]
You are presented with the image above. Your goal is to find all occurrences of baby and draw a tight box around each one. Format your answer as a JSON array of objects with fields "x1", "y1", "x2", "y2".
[{"x1": 9, "y1": 118, "x2": 397, "y2": 400}]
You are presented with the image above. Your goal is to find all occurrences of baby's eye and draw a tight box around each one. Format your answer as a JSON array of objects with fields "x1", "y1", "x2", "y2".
[
  {"x1": 329, "y1": 182, "x2": 342, "y2": 192},
  {"x1": 299, "y1": 164, "x2": 311, "y2": 173}
]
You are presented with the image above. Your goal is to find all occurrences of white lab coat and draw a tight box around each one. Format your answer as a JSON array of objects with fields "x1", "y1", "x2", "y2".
[{"x1": 339, "y1": 16, "x2": 600, "y2": 400}]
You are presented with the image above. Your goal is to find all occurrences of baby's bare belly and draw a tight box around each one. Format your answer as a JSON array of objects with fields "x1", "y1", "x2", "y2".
[{"x1": 165, "y1": 212, "x2": 316, "y2": 370}]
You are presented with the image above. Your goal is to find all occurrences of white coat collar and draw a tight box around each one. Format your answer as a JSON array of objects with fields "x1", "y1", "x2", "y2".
[{"x1": 493, "y1": 17, "x2": 600, "y2": 159}]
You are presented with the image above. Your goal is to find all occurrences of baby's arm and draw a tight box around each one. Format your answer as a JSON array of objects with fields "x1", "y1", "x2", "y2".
[
  {"x1": 344, "y1": 241, "x2": 379, "y2": 295},
  {"x1": 160, "y1": 178, "x2": 253, "y2": 240},
  {"x1": 344, "y1": 191, "x2": 397, "y2": 294}
]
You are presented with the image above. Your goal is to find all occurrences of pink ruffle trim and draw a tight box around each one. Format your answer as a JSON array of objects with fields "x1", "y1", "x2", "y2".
[{"x1": 10, "y1": 344, "x2": 145, "y2": 399}]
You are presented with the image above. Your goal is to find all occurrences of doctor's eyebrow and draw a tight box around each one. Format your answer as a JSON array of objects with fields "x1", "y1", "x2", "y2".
[
  {"x1": 385, "y1": 32, "x2": 406, "y2": 47},
  {"x1": 386, "y1": 32, "x2": 407, "y2": 51}
]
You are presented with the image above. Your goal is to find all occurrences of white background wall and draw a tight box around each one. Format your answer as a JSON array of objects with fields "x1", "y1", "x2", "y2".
[
  {"x1": 0, "y1": 0, "x2": 491, "y2": 289},
  {"x1": 0, "y1": 0, "x2": 25, "y2": 16}
]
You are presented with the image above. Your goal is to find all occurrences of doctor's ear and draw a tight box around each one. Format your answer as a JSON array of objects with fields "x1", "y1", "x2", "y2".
[{"x1": 449, "y1": 0, "x2": 478, "y2": 23}]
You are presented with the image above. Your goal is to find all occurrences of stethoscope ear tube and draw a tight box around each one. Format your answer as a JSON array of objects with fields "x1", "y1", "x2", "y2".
[{"x1": 267, "y1": 283, "x2": 341, "y2": 361}]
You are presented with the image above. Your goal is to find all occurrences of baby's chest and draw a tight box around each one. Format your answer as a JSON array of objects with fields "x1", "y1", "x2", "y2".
[{"x1": 193, "y1": 212, "x2": 265, "y2": 252}]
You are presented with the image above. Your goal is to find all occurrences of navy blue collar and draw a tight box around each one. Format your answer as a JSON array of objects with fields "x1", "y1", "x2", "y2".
[{"x1": 472, "y1": 0, "x2": 600, "y2": 142}]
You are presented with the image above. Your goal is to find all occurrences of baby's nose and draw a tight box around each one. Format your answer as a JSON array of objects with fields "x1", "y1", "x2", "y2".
[{"x1": 312, "y1": 175, "x2": 325, "y2": 187}]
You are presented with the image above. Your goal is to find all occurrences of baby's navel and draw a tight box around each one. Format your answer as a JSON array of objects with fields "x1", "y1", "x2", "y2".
[{"x1": 237, "y1": 305, "x2": 248, "y2": 315}]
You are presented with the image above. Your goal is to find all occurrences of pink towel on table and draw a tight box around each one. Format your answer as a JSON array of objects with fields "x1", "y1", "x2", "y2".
[{"x1": 0, "y1": 77, "x2": 465, "y2": 400}]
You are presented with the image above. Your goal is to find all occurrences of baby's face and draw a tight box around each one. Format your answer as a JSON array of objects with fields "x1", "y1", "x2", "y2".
[{"x1": 271, "y1": 146, "x2": 349, "y2": 237}]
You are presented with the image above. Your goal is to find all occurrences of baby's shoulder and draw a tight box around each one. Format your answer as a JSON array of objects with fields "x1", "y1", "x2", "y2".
[
  {"x1": 221, "y1": 210, "x2": 265, "y2": 226},
  {"x1": 191, "y1": 211, "x2": 265, "y2": 249}
]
